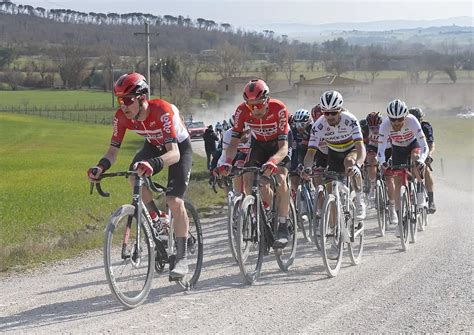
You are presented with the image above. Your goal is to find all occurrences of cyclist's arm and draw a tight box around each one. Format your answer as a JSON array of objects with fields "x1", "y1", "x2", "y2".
[
  {"x1": 161, "y1": 142, "x2": 181, "y2": 167},
  {"x1": 354, "y1": 141, "x2": 366, "y2": 167},
  {"x1": 377, "y1": 131, "x2": 388, "y2": 164},
  {"x1": 103, "y1": 145, "x2": 119, "y2": 165},
  {"x1": 270, "y1": 139, "x2": 289, "y2": 165},
  {"x1": 221, "y1": 136, "x2": 240, "y2": 165},
  {"x1": 304, "y1": 147, "x2": 317, "y2": 168},
  {"x1": 428, "y1": 142, "x2": 435, "y2": 156}
]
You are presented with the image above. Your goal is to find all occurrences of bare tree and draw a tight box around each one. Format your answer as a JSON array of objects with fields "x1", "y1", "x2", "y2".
[
  {"x1": 214, "y1": 41, "x2": 246, "y2": 79},
  {"x1": 55, "y1": 41, "x2": 88, "y2": 89},
  {"x1": 259, "y1": 63, "x2": 277, "y2": 84}
]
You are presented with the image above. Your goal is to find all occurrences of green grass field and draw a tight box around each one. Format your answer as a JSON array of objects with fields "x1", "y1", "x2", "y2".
[{"x1": 0, "y1": 113, "x2": 223, "y2": 271}]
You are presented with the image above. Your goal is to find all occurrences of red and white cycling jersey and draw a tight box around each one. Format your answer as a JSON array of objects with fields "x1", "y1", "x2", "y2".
[
  {"x1": 308, "y1": 111, "x2": 363, "y2": 152},
  {"x1": 377, "y1": 114, "x2": 428, "y2": 163},
  {"x1": 110, "y1": 99, "x2": 189, "y2": 148},
  {"x1": 232, "y1": 98, "x2": 289, "y2": 142}
]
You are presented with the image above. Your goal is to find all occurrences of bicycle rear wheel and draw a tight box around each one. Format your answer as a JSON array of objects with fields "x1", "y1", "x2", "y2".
[
  {"x1": 375, "y1": 180, "x2": 386, "y2": 236},
  {"x1": 275, "y1": 199, "x2": 298, "y2": 271},
  {"x1": 176, "y1": 200, "x2": 203, "y2": 290},
  {"x1": 320, "y1": 194, "x2": 343, "y2": 277},
  {"x1": 227, "y1": 193, "x2": 243, "y2": 264},
  {"x1": 347, "y1": 194, "x2": 364, "y2": 265},
  {"x1": 104, "y1": 205, "x2": 155, "y2": 308},
  {"x1": 237, "y1": 195, "x2": 265, "y2": 284},
  {"x1": 312, "y1": 185, "x2": 325, "y2": 251},
  {"x1": 399, "y1": 187, "x2": 410, "y2": 251}
]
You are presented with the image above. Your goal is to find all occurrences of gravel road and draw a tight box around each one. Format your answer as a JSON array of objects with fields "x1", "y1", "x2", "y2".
[{"x1": 0, "y1": 141, "x2": 471, "y2": 333}]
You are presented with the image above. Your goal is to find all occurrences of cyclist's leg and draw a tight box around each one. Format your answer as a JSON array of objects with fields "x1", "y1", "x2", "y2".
[
  {"x1": 425, "y1": 164, "x2": 436, "y2": 211},
  {"x1": 166, "y1": 139, "x2": 193, "y2": 277},
  {"x1": 128, "y1": 141, "x2": 165, "y2": 219},
  {"x1": 344, "y1": 149, "x2": 365, "y2": 219},
  {"x1": 366, "y1": 146, "x2": 378, "y2": 198}
]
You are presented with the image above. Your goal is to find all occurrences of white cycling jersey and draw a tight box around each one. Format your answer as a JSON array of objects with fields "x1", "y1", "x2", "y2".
[
  {"x1": 377, "y1": 114, "x2": 428, "y2": 164},
  {"x1": 218, "y1": 128, "x2": 250, "y2": 166},
  {"x1": 308, "y1": 111, "x2": 363, "y2": 153}
]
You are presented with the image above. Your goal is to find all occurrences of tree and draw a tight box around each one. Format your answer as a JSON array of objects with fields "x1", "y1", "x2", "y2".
[
  {"x1": 214, "y1": 41, "x2": 246, "y2": 79},
  {"x1": 0, "y1": 47, "x2": 16, "y2": 69},
  {"x1": 259, "y1": 63, "x2": 277, "y2": 84},
  {"x1": 55, "y1": 42, "x2": 88, "y2": 89}
]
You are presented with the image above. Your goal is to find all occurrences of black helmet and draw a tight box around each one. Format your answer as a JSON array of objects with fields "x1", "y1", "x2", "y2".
[{"x1": 409, "y1": 107, "x2": 424, "y2": 121}]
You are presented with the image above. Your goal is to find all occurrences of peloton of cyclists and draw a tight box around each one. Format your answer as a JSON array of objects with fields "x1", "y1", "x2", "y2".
[
  {"x1": 377, "y1": 99, "x2": 429, "y2": 236},
  {"x1": 218, "y1": 79, "x2": 292, "y2": 249},
  {"x1": 409, "y1": 107, "x2": 436, "y2": 213}
]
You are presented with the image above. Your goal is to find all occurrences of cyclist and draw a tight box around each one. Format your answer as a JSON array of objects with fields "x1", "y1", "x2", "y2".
[
  {"x1": 377, "y1": 99, "x2": 428, "y2": 234},
  {"x1": 409, "y1": 107, "x2": 436, "y2": 213},
  {"x1": 218, "y1": 79, "x2": 291, "y2": 249},
  {"x1": 362, "y1": 112, "x2": 389, "y2": 202},
  {"x1": 87, "y1": 72, "x2": 192, "y2": 279},
  {"x1": 304, "y1": 91, "x2": 367, "y2": 220},
  {"x1": 216, "y1": 115, "x2": 251, "y2": 194},
  {"x1": 289, "y1": 109, "x2": 312, "y2": 200}
]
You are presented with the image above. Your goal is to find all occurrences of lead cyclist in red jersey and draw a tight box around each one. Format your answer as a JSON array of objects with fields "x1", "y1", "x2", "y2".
[
  {"x1": 219, "y1": 79, "x2": 291, "y2": 249},
  {"x1": 87, "y1": 72, "x2": 192, "y2": 279}
]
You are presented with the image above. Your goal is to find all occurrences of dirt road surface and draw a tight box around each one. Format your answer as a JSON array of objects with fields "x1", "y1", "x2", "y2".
[{"x1": 0, "y1": 141, "x2": 471, "y2": 333}]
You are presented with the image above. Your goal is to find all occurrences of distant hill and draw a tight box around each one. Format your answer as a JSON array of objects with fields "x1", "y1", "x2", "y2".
[{"x1": 248, "y1": 16, "x2": 473, "y2": 34}]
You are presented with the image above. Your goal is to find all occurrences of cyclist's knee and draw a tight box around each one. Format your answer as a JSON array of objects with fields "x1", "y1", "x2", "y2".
[
  {"x1": 344, "y1": 156, "x2": 356, "y2": 168},
  {"x1": 166, "y1": 196, "x2": 184, "y2": 211}
]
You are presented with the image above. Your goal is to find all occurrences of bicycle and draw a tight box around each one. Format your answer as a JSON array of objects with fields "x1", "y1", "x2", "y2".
[
  {"x1": 319, "y1": 171, "x2": 364, "y2": 277},
  {"x1": 236, "y1": 166, "x2": 298, "y2": 284},
  {"x1": 295, "y1": 178, "x2": 316, "y2": 243},
  {"x1": 386, "y1": 164, "x2": 424, "y2": 250},
  {"x1": 372, "y1": 165, "x2": 390, "y2": 236},
  {"x1": 90, "y1": 171, "x2": 203, "y2": 308}
]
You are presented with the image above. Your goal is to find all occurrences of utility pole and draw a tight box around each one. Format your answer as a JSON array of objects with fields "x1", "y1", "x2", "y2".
[
  {"x1": 134, "y1": 21, "x2": 159, "y2": 99},
  {"x1": 159, "y1": 58, "x2": 167, "y2": 99},
  {"x1": 111, "y1": 63, "x2": 114, "y2": 108}
]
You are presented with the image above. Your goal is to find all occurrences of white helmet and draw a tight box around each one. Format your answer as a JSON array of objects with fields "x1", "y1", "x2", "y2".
[
  {"x1": 293, "y1": 109, "x2": 310, "y2": 123},
  {"x1": 320, "y1": 91, "x2": 343, "y2": 111},
  {"x1": 387, "y1": 99, "x2": 408, "y2": 118}
]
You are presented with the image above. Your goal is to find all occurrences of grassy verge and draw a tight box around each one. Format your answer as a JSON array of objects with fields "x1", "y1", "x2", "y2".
[{"x1": 0, "y1": 113, "x2": 225, "y2": 272}]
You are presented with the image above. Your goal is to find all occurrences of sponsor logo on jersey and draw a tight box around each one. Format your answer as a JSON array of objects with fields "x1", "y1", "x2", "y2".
[
  {"x1": 160, "y1": 113, "x2": 172, "y2": 133},
  {"x1": 113, "y1": 116, "x2": 119, "y2": 137},
  {"x1": 345, "y1": 119, "x2": 349, "y2": 126},
  {"x1": 149, "y1": 121, "x2": 156, "y2": 127},
  {"x1": 317, "y1": 123, "x2": 323, "y2": 130}
]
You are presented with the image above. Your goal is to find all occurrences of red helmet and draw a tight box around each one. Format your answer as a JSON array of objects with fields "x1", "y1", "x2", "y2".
[
  {"x1": 243, "y1": 79, "x2": 269, "y2": 102},
  {"x1": 114, "y1": 72, "x2": 149, "y2": 97},
  {"x1": 311, "y1": 104, "x2": 323, "y2": 121},
  {"x1": 366, "y1": 111, "x2": 382, "y2": 127}
]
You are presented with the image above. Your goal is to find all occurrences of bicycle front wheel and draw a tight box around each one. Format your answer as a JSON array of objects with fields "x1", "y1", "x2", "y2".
[
  {"x1": 320, "y1": 194, "x2": 343, "y2": 277},
  {"x1": 176, "y1": 200, "x2": 203, "y2": 290},
  {"x1": 312, "y1": 185, "x2": 325, "y2": 251},
  {"x1": 295, "y1": 184, "x2": 309, "y2": 242},
  {"x1": 236, "y1": 195, "x2": 264, "y2": 285},
  {"x1": 227, "y1": 193, "x2": 243, "y2": 264},
  {"x1": 409, "y1": 186, "x2": 418, "y2": 244},
  {"x1": 375, "y1": 180, "x2": 386, "y2": 236},
  {"x1": 104, "y1": 205, "x2": 155, "y2": 308},
  {"x1": 399, "y1": 186, "x2": 410, "y2": 251},
  {"x1": 275, "y1": 199, "x2": 298, "y2": 271},
  {"x1": 347, "y1": 194, "x2": 364, "y2": 265}
]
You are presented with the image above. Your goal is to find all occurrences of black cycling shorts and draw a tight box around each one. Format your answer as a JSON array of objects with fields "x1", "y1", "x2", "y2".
[
  {"x1": 245, "y1": 139, "x2": 290, "y2": 169},
  {"x1": 314, "y1": 150, "x2": 328, "y2": 168},
  {"x1": 130, "y1": 138, "x2": 193, "y2": 198},
  {"x1": 366, "y1": 144, "x2": 392, "y2": 162},
  {"x1": 327, "y1": 147, "x2": 357, "y2": 174},
  {"x1": 391, "y1": 140, "x2": 420, "y2": 166}
]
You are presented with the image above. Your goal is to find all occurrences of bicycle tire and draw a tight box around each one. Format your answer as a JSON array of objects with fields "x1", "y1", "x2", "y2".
[
  {"x1": 175, "y1": 200, "x2": 203, "y2": 290},
  {"x1": 399, "y1": 186, "x2": 410, "y2": 251},
  {"x1": 104, "y1": 205, "x2": 155, "y2": 308},
  {"x1": 227, "y1": 193, "x2": 243, "y2": 264},
  {"x1": 312, "y1": 185, "x2": 325, "y2": 251},
  {"x1": 295, "y1": 184, "x2": 308, "y2": 241},
  {"x1": 320, "y1": 194, "x2": 343, "y2": 277},
  {"x1": 275, "y1": 199, "x2": 298, "y2": 271},
  {"x1": 347, "y1": 193, "x2": 364, "y2": 265},
  {"x1": 409, "y1": 185, "x2": 418, "y2": 244},
  {"x1": 375, "y1": 180, "x2": 386, "y2": 236},
  {"x1": 236, "y1": 195, "x2": 265, "y2": 284}
]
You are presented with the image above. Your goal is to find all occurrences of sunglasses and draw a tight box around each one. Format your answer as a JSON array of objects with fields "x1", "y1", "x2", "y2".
[
  {"x1": 389, "y1": 117, "x2": 405, "y2": 123},
  {"x1": 117, "y1": 96, "x2": 137, "y2": 106},
  {"x1": 246, "y1": 99, "x2": 268, "y2": 111},
  {"x1": 323, "y1": 111, "x2": 339, "y2": 116}
]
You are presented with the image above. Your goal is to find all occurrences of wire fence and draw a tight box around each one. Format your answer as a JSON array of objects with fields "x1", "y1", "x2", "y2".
[{"x1": 0, "y1": 105, "x2": 115, "y2": 124}]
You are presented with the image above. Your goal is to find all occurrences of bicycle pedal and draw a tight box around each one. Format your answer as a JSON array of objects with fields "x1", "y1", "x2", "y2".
[{"x1": 168, "y1": 275, "x2": 183, "y2": 282}]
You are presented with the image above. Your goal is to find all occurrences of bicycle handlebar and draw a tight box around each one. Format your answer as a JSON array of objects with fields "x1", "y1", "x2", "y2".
[{"x1": 89, "y1": 171, "x2": 166, "y2": 197}]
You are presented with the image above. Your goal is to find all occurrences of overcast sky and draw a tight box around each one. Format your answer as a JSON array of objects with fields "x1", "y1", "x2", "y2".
[{"x1": 16, "y1": 0, "x2": 473, "y2": 26}]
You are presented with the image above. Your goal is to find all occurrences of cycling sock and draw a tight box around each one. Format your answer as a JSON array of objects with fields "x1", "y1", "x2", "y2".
[
  {"x1": 278, "y1": 217, "x2": 287, "y2": 224},
  {"x1": 428, "y1": 192, "x2": 434, "y2": 203}
]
